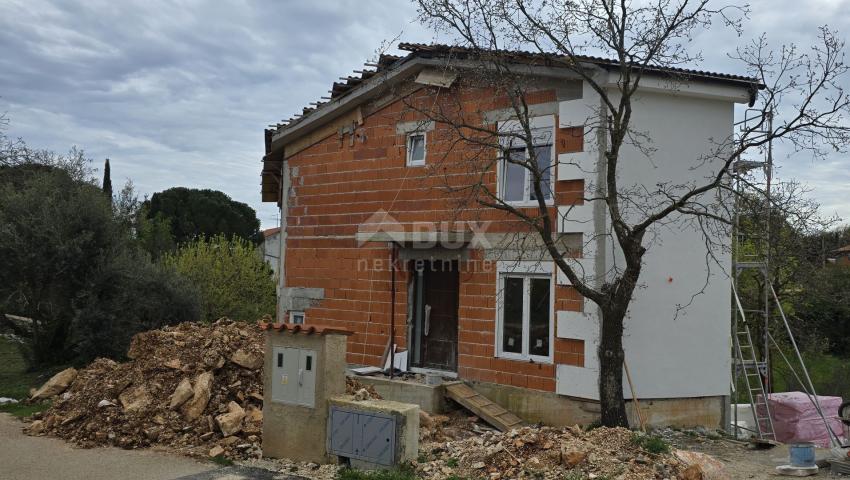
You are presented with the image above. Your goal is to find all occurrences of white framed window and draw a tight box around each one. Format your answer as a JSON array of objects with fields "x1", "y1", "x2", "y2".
[
  {"x1": 496, "y1": 272, "x2": 553, "y2": 362},
  {"x1": 498, "y1": 117, "x2": 554, "y2": 205},
  {"x1": 289, "y1": 311, "x2": 305, "y2": 324},
  {"x1": 406, "y1": 133, "x2": 426, "y2": 166}
]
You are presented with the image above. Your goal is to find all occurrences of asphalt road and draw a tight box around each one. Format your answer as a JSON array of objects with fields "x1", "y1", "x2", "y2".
[{"x1": 0, "y1": 413, "x2": 216, "y2": 480}]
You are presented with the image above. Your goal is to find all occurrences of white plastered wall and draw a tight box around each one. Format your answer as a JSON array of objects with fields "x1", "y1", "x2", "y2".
[{"x1": 555, "y1": 79, "x2": 735, "y2": 400}]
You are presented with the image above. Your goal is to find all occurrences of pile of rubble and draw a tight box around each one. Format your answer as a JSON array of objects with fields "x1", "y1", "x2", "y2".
[
  {"x1": 26, "y1": 318, "x2": 383, "y2": 460},
  {"x1": 416, "y1": 425, "x2": 700, "y2": 480},
  {"x1": 419, "y1": 410, "x2": 484, "y2": 443},
  {"x1": 26, "y1": 318, "x2": 268, "y2": 459}
]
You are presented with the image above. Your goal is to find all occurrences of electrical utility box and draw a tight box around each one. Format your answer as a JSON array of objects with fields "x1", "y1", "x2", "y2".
[
  {"x1": 262, "y1": 323, "x2": 351, "y2": 464},
  {"x1": 329, "y1": 407, "x2": 396, "y2": 466},
  {"x1": 327, "y1": 396, "x2": 420, "y2": 469},
  {"x1": 271, "y1": 346, "x2": 317, "y2": 408}
]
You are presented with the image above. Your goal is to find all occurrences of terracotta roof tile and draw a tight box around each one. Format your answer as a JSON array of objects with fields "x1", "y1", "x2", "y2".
[
  {"x1": 259, "y1": 321, "x2": 353, "y2": 336},
  {"x1": 262, "y1": 227, "x2": 281, "y2": 237},
  {"x1": 269, "y1": 42, "x2": 760, "y2": 134}
]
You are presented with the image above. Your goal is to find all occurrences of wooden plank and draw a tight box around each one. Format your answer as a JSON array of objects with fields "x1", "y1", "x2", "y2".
[{"x1": 445, "y1": 382, "x2": 525, "y2": 432}]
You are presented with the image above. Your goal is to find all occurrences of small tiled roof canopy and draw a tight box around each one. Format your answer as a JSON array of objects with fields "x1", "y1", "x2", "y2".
[{"x1": 259, "y1": 322, "x2": 353, "y2": 336}]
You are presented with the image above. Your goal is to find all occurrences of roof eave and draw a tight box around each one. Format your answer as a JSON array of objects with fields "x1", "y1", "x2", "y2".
[
  {"x1": 269, "y1": 56, "x2": 425, "y2": 155},
  {"x1": 271, "y1": 52, "x2": 760, "y2": 154}
]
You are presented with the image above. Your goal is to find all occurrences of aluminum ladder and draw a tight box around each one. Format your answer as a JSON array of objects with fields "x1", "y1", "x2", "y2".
[{"x1": 732, "y1": 282, "x2": 776, "y2": 440}]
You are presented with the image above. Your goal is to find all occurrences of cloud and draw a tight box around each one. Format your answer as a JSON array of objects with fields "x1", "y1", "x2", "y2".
[
  {"x1": 1, "y1": 0, "x2": 848, "y2": 227},
  {"x1": 0, "y1": 0, "x2": 429, "y2": 227}
]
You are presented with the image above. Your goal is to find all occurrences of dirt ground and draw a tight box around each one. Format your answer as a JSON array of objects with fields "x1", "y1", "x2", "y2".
[{"x1": 666, "y1": 430, "x2": 833, "y2": 478}]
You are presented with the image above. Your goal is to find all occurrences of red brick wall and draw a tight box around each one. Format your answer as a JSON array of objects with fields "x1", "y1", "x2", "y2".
[{"x1": 282, "y1": 85, "x2": 586, "y2": 391}]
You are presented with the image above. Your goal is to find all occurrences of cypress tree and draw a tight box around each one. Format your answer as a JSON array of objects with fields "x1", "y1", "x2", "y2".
[{"x1": 102, "y1": 158, "x2": 113, "y2": 202}]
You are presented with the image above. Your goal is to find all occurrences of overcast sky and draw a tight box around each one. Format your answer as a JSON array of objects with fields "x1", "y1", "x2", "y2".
[{"x1": 1, "y1": 0, "x2": 848, "y2": 229}]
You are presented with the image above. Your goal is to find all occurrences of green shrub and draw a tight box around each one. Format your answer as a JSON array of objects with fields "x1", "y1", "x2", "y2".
[
  {"x1": 70, "y1": 249, "x2": 200, "y2": 361},
  {"x1": 583, "y1": 420, "x2": 603, "y2": 431},
  {"x1": 0, "y1": 163, "x2": 200, "y2": 366},
  {"x1": 630, "y1": 433, "x2": 671, "y2": 454},
  {"x1": 336, "y1": 465, "x2": 417, "y2": 480},
  {"x1": 162, "y1": 235, "x2": 276, "y2": 322}
]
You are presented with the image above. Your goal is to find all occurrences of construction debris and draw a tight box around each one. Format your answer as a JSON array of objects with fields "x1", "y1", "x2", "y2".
[
  {"x1": 344, "y1": 377, "x2": 381, "y2": 400},
  {"x1": 26, "y1": 318, "x2": 264, "y2": 459},
  {"x1": 25, "y1": 318, "x2": 380, "y2": 460},
  {"x1": 29, "y1": 367, "x2": 77, "y2": 400},
  {"x1": 415, "y1": 425, "x2": 693, "y2": 480},
  {"x1": 22, "y1": 318, "x2": 734, "y2": 479}
]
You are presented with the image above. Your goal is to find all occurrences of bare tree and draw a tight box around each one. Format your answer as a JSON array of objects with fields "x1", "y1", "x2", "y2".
[
  {"x1": 412, "y1": 0, "x2": 850, "y2": 426},
  {"x1": 0, "y1": 116, "x2": 93, "y2": 182}
]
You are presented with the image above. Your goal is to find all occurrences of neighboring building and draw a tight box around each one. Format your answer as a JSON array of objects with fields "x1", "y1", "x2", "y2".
[
  {"x1": 830, "y1": 244, "x2": 850, "y2": 266},
  {"x1": 260, "y1": 43, "x2": 758, "y2": 427},
  {"x1": 259, "y1": 227, "x2": 282, "y2": 312},
  {"x1": 259, "y1": 227, "x2": 282, "y2": 275}
]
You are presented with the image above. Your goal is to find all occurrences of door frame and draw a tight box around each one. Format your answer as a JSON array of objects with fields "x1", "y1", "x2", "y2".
[{"x1": 408, "y1": 259, "x2": 459, "y2": 373}]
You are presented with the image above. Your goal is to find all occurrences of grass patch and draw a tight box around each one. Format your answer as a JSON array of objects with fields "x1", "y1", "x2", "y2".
[
  {"x1": 446, "y1": 458, "x2": 459, "y2": 467},
  {"x1": 0, "y1": 401, "x2": 50, "y2": 418},
  {"x1": 336, "y1": 465, "x2": 417, "y2": 480},
  {"x1": 630, "y1": 433, "x2": 671, "y2": 454},
  {"x1": 0, "y1": 337, "x2": 39, "y2": 399},
  {"x1": 0, "y1": 336, "x2": 66, "y2": 401},
  {"x1": 209, "y1": 456, "x2": 234, "y2": 467},
  {"x1": 583, "y1": 420, "x2": 603, "y2": 431}
]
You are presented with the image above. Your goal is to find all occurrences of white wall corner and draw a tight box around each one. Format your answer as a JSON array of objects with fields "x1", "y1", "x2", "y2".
[
  {"x1": 556, "y1": 151, "x2": 596, "y2": 181},
  {"x1": 582, "y1": 233, "x2": 600, "y2": 260},
  {"x1": 557, "y1": 309, "x2": 600, "y2": 371},
  {"x1": 556, "y1": 310, "x2": 598, "y2": 339},
  {"x1": 555, "y1": 257, "x2": 595, "y2": 286},
  {"x1": 496, "y1": 260, "x2": 553, "y2": 275},
  {"x1": 558, "y1": 204, "x2": 594, "y2": 234},
  {"x1": 499, "y1": 114, "x2": 555, "y2": 133},
  {"x1": 558, "y1": 81, "x2": 601, "y2": 130},
  {"x1": 556, "y1": 364, "x2": 599, "y2": 400},
  {"x1": 555, "y1": 364, "x2": 636, "y2": 400}
]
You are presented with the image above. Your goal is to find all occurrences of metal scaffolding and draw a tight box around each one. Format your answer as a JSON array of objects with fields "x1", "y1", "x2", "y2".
[
  {"x1": 729, "y1": 109, "x2": 842, "y2": 447},
  {"x1": 731, "y1": 108, "x2": 776, "y2": 440}
]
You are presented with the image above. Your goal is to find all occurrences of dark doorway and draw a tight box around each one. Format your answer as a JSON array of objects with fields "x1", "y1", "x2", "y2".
[{"x1": 411, "y1": 260, "x2": 459, "y2": 372}]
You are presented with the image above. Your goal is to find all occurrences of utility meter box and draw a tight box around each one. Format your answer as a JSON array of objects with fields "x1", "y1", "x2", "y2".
[
  {"x1": 262, "y1": 323, "x2": 351, "y2": 463},
  {"x1": 328, "y1": 396, "x2": 419, "y2": 469},
  {"x1": 271, "y1": 346, "x2": 317, "y2": 408}
]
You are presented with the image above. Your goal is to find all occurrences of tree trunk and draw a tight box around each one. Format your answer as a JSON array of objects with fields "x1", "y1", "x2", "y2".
[{"x1": 599, "y1": 306, "x2": 629, "y2": 427}]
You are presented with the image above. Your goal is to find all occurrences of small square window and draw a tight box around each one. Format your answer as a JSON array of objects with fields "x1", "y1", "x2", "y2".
[
  {"x1": 406, "y1": 133, "x2": 426, "y2": 166},
  {"x1": 289, "y1": 311, "x2": 305, "y2": 324}
]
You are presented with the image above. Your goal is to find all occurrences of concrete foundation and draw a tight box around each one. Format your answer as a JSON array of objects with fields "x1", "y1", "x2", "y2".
[
  {"x1": 348, "y1": 374, "x2": 449, "y2": 414},
  {"x1": 468, "y1": 381, "x2": 724, "y2": 429},
  {"x1": 263, "y1": 327, "x2": 349, "y2": 463},
  {"x1": 354, "y1": 374, "x2": 724, "y2": 429}
]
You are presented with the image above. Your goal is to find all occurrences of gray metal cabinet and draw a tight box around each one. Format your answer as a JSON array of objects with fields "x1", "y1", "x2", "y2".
[
  {"x1": 296, "y1": 349, "x2": 316, "y2": 407},
  {"x1": 328, "y1": 407, "x2": 396, "y2": 466},
  {"x1": 271, "y1": 346, "x2": 317, "y2": 408}
]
